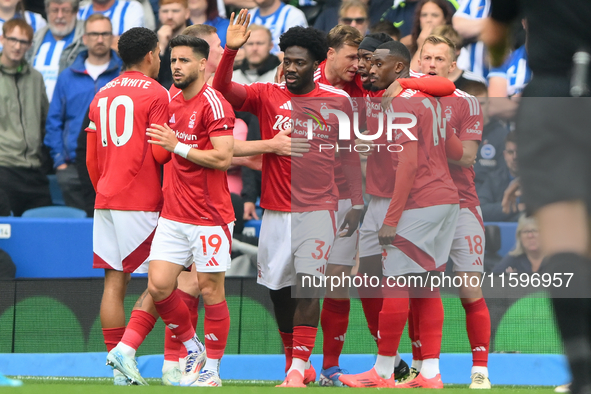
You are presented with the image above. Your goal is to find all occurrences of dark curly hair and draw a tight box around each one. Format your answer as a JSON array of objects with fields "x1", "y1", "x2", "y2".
[
  {"x1": 118, "y1": 27, "x2": 159, "y2": 68},
  {"x1": 410, "y1": 0, "x2": 454, "y2": 55},
  {"x1": 279, "y1": 26, "x2": 328, "y2": 63}
]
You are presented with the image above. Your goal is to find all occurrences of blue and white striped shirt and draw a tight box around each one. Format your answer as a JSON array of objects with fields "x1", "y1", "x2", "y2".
[
  {"x1": 455, "y1": 0, "x2": 490, "y2": 80},
  {"x1": 78, "y1": 0, "x2": 144, "y2": 36},
  {"x1": 33, "y1": 29, "x2": 76, "y2": 101},
  {"x1": 248, "y1": 3, "x2": 308, "y2": 55},
  {"x1": 488, "y1": 45, "x2": 532, "y2": 97}
]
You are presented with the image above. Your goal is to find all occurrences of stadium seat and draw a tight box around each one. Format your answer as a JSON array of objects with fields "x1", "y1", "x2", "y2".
[
  {"x1": 21, "y1": 206, "x2": 87, "y2": 218},
  {"x1": 243, "y1": 219, "x2": 262, "y2": 237}
]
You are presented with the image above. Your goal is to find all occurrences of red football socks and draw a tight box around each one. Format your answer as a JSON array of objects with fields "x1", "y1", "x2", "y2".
[
  {"x1": 463, "y1": 298, "x2": 490, "y2": 367},
  {"x1": 154, "y1": 290, "x2": 194, "y2": 343},
  {"x1": 412, "y1": 296, "x2": 443, "y2": 360},
  {"x1": 321, "y1": 298, "x2": 350, "y2": 369},
  {"x1": 102, "y1": 327, "x2": 125, "y2": 352},
  {"x1": 120, "y1": 310, "x2": 157, "y2": 350},
  {"x1": 292, "y1": 326, "x2": 317, "y2": 363},
  {"x1": 279, "y1": 331, "x2": 294, "y2": 372},
  {"x1": 203, "y1": 301, "x2": 230, "y2": 359},
  {"x1": 360, "y1": 297, "x2": 383, "y2": 342},
  {"x1": 378, "y1": 297, "x2": 409, "y2": 357},
  {"x1": 409, "y1": 300, "x2": 423, "y2": 361}
]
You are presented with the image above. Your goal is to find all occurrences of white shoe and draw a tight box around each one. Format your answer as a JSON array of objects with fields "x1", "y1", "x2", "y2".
[
  {"x1": 113, "y1": 370, "x2": 131, "y2": 386},
  {"x1": 192, "y1": 370, "x2": 222, "y2": 387},
  {"x1": 555, "y1": 383, "x2": 571, "y2": 393},
  {"x1": 469, "y1": 372, "x2": 492, "y2": 389},
  {"x1": 162, "y1": 367, "x2": 182, "y2": 386},
  {"x1": 179, "y1": 350, "x2": 207, "y2": 386},
  {"x1": 106, "y1": 346, "x2": 148, "y2": 386}
]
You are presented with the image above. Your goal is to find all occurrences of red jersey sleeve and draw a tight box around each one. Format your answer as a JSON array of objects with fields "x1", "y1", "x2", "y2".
[
  {"x1": 456, "y1": 96, "x2": 484, "y2": 142},
  {"x1": 205, "y1": 92, "x2": 236, "y2": 137},
  {"x1": 149, "y1": 89, "x2": 173, "y2": 164},
  {"x1": 400, "y1": 75, "x2": 456, "y2": 97}
]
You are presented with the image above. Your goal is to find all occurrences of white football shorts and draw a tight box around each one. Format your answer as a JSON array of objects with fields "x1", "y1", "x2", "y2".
[
  {"x1": 149, "y1": 217, "x2": 234, "y2": 273},
  {"x1": 93, "y1": 209, "x2": 159, "y2": 273},
  {"x1": 257, "y1": 210, "x2": 336, "y2": 290},
  {"x1": 449, "y1": 206, "x2": 486, "y2": 273},
  {"x1": 382, "y1": 204, "x2": 460, "y2": 277}
]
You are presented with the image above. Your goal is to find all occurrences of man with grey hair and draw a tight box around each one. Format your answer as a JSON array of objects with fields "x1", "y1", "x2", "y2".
[{"x1": 27, "y1": 0, "x2": 85, "y2": 101}]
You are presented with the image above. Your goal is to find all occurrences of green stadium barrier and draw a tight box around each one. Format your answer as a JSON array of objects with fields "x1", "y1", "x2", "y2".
[
  {"x1": 494, "y1": 293, "x2": 562, "y2": 353},
  {"x1": 0, "y1": 296, "x2": 84, "y2": 353},
  {"x1": 0, "y1": 279, "x2": 564, "y2": 355}
]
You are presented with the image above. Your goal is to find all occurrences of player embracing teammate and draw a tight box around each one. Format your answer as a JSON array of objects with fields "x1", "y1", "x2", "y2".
[
  {"x1": 213, "y1": 10, "x2": 364, "y2": 387},
  {"x1": 88, "y1": 27, "x2": 235, "y2": 387}
]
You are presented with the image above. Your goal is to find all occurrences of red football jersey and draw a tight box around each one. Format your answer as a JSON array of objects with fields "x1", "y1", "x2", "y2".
[
  {"x1": 441, "y1": 90, "x2": 483, "y2": 209},
  {"x1": 363, "y1": 89, "x2": 397, "y2": 198},
  {"x1": 314, "y1": 61, "x2": 365, "y2": 201},
  {"x1": 236, "y1": 81, "x2": 362, "y2": 213},
  {"x1": 162, "y1": 84, "x2": 236, "y2": 226},
  {"x1": 390, "y1": 89, "x2": 459, "y2": 210},
  {"x1": 86, "y1": 71, "x2": 169, "y2": 211}
]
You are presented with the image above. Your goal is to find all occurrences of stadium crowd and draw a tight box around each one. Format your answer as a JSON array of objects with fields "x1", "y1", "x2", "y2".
[{"x1": 0, "y1": 0, "x2": 560, "y2": 390}]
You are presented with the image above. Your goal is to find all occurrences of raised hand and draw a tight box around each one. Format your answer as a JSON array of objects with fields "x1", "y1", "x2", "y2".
[{"x1": 226, "y1": 9, "x2": 252, "y2": 50}]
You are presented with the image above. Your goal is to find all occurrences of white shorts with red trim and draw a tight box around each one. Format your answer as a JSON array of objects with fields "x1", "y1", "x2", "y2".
[
  {"x1": 257, "y1": 210, "x2": 336, "y2": 290},
  {"x1": 327, "y1": 199, "x2": 359, "y2": 267},
  {"x1": 382, "y1": 204, "x2": 460, "y2": 277},
  {"x1": 359, "y1": 196, "x2": 390, "y2": 258},
  {"x1": 93, "y1": 209, "x2": 159, "y2": 273},
  {"x1": 450, "y1": 206, "x2": 486, "y2": 272},
  {"x1": 148, "y1": 217, "x2": 234, "y2": 273}
]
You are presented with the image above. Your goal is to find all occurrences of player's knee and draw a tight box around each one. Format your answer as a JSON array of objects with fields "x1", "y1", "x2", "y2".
[
  {"x1": 198, "y1": 275, "x2": 225, "y2": 304},
  {"x1": 148, "y1": 277, "x2": 174, "y2": 302}
]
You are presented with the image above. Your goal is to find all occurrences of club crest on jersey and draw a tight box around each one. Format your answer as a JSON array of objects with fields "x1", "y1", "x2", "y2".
[
  {"x1": 445, "y1": 106, "x2": 453, "y2": 122},
  {"x1": 188, "y1": 112, "x2": 197, "y2": 128}
]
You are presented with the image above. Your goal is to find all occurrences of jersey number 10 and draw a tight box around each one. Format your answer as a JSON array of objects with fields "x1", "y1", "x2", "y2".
[{"x1": 97, "y1": 95, "x2": 135, "y2": 147}]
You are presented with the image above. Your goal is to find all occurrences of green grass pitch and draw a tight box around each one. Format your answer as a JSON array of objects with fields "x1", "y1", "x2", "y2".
[{"x1": 3, "y1": 377, "x2": 557, "y2": 394}]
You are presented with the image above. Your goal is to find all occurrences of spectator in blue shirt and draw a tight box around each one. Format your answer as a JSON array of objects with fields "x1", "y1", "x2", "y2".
[
  {"x1": 44, "y1": 14, "x2": 122, "y2": 211},
  {"x1": 487, "y1": 19, "x2": 531, "y2": 120},
  {"x1": 477, "y1": 131, "x2": 521, "y2": 222},
  {"x1": 188, "y1": 0, "x2": 229, "y2": 47}
]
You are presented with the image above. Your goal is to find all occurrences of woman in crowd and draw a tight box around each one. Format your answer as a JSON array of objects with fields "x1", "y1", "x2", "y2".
[
  {"x1": 493, "y1": 215, "x2": 544, "y2": 274},
  {"x1": 401, "y1": 0, "x2": 453, "y2": 71}
]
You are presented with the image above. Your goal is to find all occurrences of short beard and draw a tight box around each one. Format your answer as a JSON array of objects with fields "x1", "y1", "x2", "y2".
[
  {"x1": 173, "y1": 72, "x2": 198, "y2": 90},
  {"x1": 48, "y1": 19, "x2": 76, "y2": 38}
]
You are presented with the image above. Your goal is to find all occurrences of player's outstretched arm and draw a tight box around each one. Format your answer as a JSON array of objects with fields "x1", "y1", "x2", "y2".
[
  {"x1": 233, "y1": 127, "x2": 310, "y2": 157},
  {"x1": 231, "y1": 155, "x2": 262, "y2": 171},
  {"x1": 212, "y1": 10, "x2": 251, "y2": 109}
]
